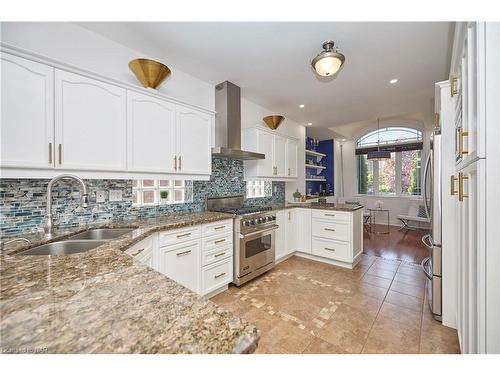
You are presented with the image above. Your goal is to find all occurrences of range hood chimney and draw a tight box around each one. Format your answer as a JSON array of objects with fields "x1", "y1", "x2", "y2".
[{"x1": 212, "y1": 81, "x2": 265, "y2": 160}]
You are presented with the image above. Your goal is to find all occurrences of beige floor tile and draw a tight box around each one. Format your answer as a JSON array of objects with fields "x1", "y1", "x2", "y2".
[
  {"x1": 397, "y1": 265, "x2": 426, "y2": 278},
  {"x1": 356, "y1": 282, "x2": 389, "y2": 301},
  {"x1": 385, "y1": 290, "x2": 424, "y2": 312},
  {"x1": 302, "y1": 337, "x2": 347, "y2": 354},
  {"x1": 390, "y1": 280, "x2": 425, "y2": 299},
  {"x1": 264, "y1": 320, "x2": 315, "y2": 353},
  {"x1": 318, "y1": 304, "x2": 376, "y2": 353},
  {"x1": 342, "y1": 292, "x2": 384, "y2": 316},
  {"x1": 393, "y1": 272, "x2": 426, "y2": 287},
  {"x1": 362, "y1": 317, "x2": 420, "y2": 354},
  {"x1": 366, "y1": 266, "x2": 397, "y2": 280},
  {"x1": 377, "y1": 301, "x2": 422, "y2": 329},
  {"x1": 361, "y1": 273, "x2": 393, "y2": 289}
]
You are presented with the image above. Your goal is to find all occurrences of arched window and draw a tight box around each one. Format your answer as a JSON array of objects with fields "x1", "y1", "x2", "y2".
[{"x1": 356, "y1": 127, "x2": 423, "y2": 196}]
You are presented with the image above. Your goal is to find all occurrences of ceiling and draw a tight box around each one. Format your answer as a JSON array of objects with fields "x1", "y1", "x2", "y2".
[{"x1": 79, "y1": 22, "x2": 453, "y2": 139}]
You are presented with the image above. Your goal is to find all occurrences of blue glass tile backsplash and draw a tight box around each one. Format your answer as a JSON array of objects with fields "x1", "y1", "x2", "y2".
[{"x1": 0, "y1": 157, "x2": 285, "y2": 236}]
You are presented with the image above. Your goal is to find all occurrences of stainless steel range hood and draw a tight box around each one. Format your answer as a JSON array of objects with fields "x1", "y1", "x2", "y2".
[{"x1": 212, "y1": 81, "x2": 265, "y2": 160}]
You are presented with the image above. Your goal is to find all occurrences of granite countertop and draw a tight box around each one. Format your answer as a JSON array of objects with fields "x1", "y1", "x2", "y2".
[
  {"x1": 0, "y1": 211, "x2": 260, "y2": 354},
  {"x1": 273, "y1": 203, "x2": 364, "y2": 212}
]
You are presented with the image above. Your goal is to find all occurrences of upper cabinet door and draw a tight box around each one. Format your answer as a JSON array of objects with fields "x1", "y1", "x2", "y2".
[
  {"x1": 127, "y1": 91, "x2": 176, "y2": 173},
  {"x1": 273, "y1": 135, "x2": 287, "y2": 177},
  {"x1": 175, "y1": 104, "x2": 212, "y2": 175},
  {"x1": 286, "y1": 138, "x2": 298, "y2": 178},
  {"x1": 1, "y1": 54, "x2": 54, "y2": 169},
  {"x1": 55, "y1": 70, "x2": 127, "y2": 171},
  {"x1": 257, "y1": 130, "x2": 274, "y2": 176}
]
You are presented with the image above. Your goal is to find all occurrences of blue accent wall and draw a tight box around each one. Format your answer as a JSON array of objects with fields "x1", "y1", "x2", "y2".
[{"x1": 306, "y1": 138, "x2": 334, "y2": 195}]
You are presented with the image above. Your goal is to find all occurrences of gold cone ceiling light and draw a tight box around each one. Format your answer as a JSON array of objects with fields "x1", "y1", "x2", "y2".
[
  {"x1": 263, "y1": 115, "x2": 285, "y2": 130},
  {"x1": 128, "y1": 58, "x2": 171, "y2": 89}
]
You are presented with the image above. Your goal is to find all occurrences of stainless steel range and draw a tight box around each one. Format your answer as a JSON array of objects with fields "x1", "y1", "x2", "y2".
[{"x1": 206, "y1": 195, "x2": 277, "y2": 286}]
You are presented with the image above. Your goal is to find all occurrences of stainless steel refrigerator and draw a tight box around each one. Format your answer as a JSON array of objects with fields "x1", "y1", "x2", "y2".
[{"x1": 422, "y1": 128, "x2": 442, "y2": 321}]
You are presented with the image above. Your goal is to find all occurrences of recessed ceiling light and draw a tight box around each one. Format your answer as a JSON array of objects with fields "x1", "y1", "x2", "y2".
[
  {"x1": 307, "y1": 122, "x2": 312, "y2": 126},
  {"x1": 299, "y1": 104, "x2": 305, "y2": 108},
  {"x1": 389, "y1": 78, "x2": 398, "y2": 84}
]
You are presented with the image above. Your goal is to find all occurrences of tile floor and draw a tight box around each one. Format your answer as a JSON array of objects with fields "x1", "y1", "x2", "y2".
[{"x1": 211, "y1": 255, "x2": 460, "y2": 354}]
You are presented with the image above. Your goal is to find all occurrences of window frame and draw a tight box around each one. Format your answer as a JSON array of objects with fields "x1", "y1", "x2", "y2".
[
  {"x1": 245, "y1": 180, "x2": 268, "y2": 199},
  {"x1": 132, "y1": 179, "x2": 193, "y2": 206},
  {"x1": 356, "y1": 127, "x2": 423, "y2": 197}
]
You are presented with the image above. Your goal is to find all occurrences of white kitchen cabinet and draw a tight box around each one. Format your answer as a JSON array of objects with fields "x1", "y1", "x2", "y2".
[
  {"x1": 159, "y1": 239, "x2": 201, "y2": 293},
  {"x1": 54, "y1": 70, "x2": 127, "y2": 171},
  {"x1": 274, "y1": 135, "x2": 287, "y2": 177},
  {"x1": 175, "y1": 104, "x2": 212, "y2": 175},
  {"x1": 294, "y1": 208, "x2": 311, "y2": 253},
  {"x1": 275, "y1": 209, "x2": 289, "y2": 260},
  {"x1": 0, "y1": 54, "x2": 54, "y2": 169},
  {"x1": 287, "y1": 138, "x2": 298, "y2": 178},
  {"x1": 243, "y1": 127, "x2": 299, "y2": 180},
  {"x1": 201, "y1": 257, "x2": 233, "y2": 296},
  {"x1": 127, "y1": 91, "x2": 176, "y2": 173},
  {"x1": 126, "y1": 235, "x2": 158, "y2": 271}
]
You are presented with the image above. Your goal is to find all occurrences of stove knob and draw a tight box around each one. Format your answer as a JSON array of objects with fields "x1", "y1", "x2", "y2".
[
  {"x1": 268, "y1": 215, "x2": 275, "y2": 221},
  {"x1": 243, "y1": 220, "x2": 250, "y2": 227},
  {"x1": 250, "y1": 219, "x2": 256, "y2": 225},
  {"x1": 256, "y1": 217, "x2": 263, "y2": 224}
]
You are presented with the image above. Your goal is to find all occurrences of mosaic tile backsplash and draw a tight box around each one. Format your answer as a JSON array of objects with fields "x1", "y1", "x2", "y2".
[{"x1": 0, "y1": 157, "x2": 285, "y2": 237}]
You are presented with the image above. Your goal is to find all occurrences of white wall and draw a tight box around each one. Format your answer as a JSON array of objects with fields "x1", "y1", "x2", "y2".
[
  {"x1": 0, "y1": 22, "x2": 214, "y2": 110},
  {"x1": 241, "y1": 98, "x2": 306, "y2": 202}
]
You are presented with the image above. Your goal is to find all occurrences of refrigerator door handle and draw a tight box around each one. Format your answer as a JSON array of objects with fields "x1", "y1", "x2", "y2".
[
  {"x1": 421, "y1": 256, "x2": 432, "y2": 280},
  {"x1": 422, "y1": 152, "x2": 432, "y2": 220},
  {"x1": 422, "y1": 233, "x2": 433, "y2": 250}
]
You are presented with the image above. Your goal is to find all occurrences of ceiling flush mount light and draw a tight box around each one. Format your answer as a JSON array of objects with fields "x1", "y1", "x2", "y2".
[
  {"x1": 307, "y1": 122, "x2": 312, "y2": 126},
  {"x1": 389, "y1": 78, "x2": 399, "y2": 84},
  {"x1": 311, "y1": 40, "x2": 346, "y2": 77},
  {"x1": 367, "y1": 118, "x2": 391, "y2": 161},
  {"x1": 299, "y1": 104, "x2": 305, "y2": 108}
]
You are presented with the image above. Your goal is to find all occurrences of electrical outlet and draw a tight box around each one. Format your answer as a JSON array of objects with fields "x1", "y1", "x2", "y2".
[
  {"x1": 109, "y1": 190, "x2": 123, "y2": 202},
  {"x1": 96, "y1": 191, "x2": 106, "y2": 203}
]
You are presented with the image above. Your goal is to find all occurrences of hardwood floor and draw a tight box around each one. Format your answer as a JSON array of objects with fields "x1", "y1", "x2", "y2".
[{"x1": 363, "y1": 225, "x2": 429, "y2": 264}]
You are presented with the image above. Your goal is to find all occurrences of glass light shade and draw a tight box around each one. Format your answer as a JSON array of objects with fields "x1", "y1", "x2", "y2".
[{"x1": 314, "y1": 55, "x2": 343, "y2": 77}]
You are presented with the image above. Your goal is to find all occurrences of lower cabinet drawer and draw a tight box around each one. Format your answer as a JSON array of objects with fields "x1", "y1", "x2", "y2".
[
  {"x1": 202, "y1": 232, "x2": 233, "y2": 252},
  {"x1": 202, "y1": 245, "x2": 233, "y2": 266},
  {"x1": 202, "y1": 219, "x2": 233, "y2": 237},
  {"x1": 311, "y1": 237, "x2": 351, "y2": 262},
  {"x1": 201, "y1": 257, "x2": 233, "y2": 295},
  {"x1": 158, "y1": 226, "x2": 201, "y2": 247},
  {"x1": 312, "y1": 209, "x2": 350, "y2": 223},
  {"x1": 312, "y1": 219, "x2": 350, "y2": 242},
  {"x1": 159, "y1": 239, "x2": 200, "y2": 293}
]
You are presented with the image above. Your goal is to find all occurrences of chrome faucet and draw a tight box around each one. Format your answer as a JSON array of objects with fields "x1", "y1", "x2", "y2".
[{"x1": 45, "y1": 174, "x2": 89, "y2": 236}]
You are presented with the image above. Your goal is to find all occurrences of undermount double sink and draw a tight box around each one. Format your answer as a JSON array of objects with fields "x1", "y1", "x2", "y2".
[{"x1": 16, "y1": 228, "x2": 135, "y2": 256}]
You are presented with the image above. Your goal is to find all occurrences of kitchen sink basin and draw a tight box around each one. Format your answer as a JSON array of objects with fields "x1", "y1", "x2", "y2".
[
  {"x1": 16, "y1": 240, "x2": 108, "y2": 256},
  {"x1": 67, "y1": 228, "x2": 135, "y2": 241}
]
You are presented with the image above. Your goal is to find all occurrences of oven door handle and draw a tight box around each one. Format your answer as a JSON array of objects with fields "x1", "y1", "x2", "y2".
[{"x1": 239, "y1": 225, "x2": 279, "y2": 239}]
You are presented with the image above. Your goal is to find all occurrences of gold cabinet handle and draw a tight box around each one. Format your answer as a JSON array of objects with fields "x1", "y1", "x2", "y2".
[
  {"x1": 434, "y1": 113, "x2": 440, "y2": 128},
  {"x1": 214, "y1": 272, "x2": 226, "y2": 279},
  {"x1": 178, "y1": 155, "x2": 182, "y2": 171},
  {"x1": 288, "y1": 167, "x2": 291, "y2": 176},
  {"x1": 450, "y1": 75, "x2": 458, "y2": 97},
  {"x1": 214, "y1": 252, "x2": 226, "y2": 258},
  {"x1": 458, "y1": 172, "x2": 469, "y2": 202},
  {"x1": 324, "y1": 247, "x2": 336, "y2": 252},
  {"x1": 288, "y1": 211, "x2": 291, "y2": 220},
  {"x1": 325, "y1": 213, "x2": 336, "y2": 217},
  {"x1": 324, "y1": 228, "x2": 336, "y2": 232},
  {"x1": 458, "y1": 128, "x2": 469, "y2": 156},
  {"x1": 214, "y1": 225, "x2": 226, "y2": 230},
  {"x1": 214, "y1": 238, "x2": 226, "y2": 244},
  {"x1": 131, "y1": 248, "x2": 145, "y2": 257},
  {"x1": 176, "y1": 232, "x2": 191, "y2": 238},
  {"x1": 176, "y1": 249, "x2": 191, "y2": 256},
  {"x1": 48, "y1": 143, "x2": 53, "y2": 164},
  {"x1": 174, "y1": 156, "x2": 177, "y2": 171},
  {"x1": 58, "y1": 144, "x2": 62, "y2": 164},
  {"x1": 451, "y1": 175, "x2": 458, "y2": 195}
]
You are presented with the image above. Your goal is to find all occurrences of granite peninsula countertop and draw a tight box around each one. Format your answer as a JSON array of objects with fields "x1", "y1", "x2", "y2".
[
  {"x1": 0, "y1": 211, "x2": 260, "y2": 354},
  {"x1": 274, "y1": 202, "x2": 364, "y2": 212}
]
